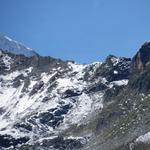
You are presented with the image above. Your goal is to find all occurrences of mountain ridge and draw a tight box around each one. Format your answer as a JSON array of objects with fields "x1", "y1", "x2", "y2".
[
  {"x1": 0, "y1": 37, "x2": 150, "y2": 150},
  {"x1": 0, "y1": 34, "x2": 38, "y2": 57}
]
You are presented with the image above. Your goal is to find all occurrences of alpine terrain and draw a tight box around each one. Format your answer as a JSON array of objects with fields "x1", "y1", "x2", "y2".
[{"x1": 0, "y1": 35, "x2": 150, "y2": 150}]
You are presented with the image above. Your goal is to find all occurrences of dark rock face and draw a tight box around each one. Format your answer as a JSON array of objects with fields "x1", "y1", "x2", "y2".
[
  {"x1": 129, "y1": 68, "x2": 150, "y2": 93},
  {"x1": 132, "y1": 42, "x2": 150, "y2": 72},
  {"x1": 103, "y1": 85, "x2": 124, "y2": 102},
  {"x1": 38, "y1": 103, "x2": 73, "y2": 128},
  {"x1": 15, "y1": 103, "x2": 73, "y2": 132},
  {"x1": 87, "y1": 82, "x2": 108, "y2": 93},
  {"x1": 14, "y1": 123, "x2": 33, "y2": 132},
  {"x1": 12, "y1": 74, "x2": 25, "y2": 88},
  {"x1": 129, "y1": 42, "x2": 150, "y2": 92},
  {"x1": 92, "y1": 55, "x2": 131, "y2": 82},
  {"x1": 0, "y1": 60, "x2": 7, "y2": 73},
  {"x1": 40, "y1": 136, "x2": 85, "y2": 150},
  {"x1": 0, "y1": 135, "x2": 29, "y2": 148},
  {"x1": 42, "y1": 96, "x2": 50, "y2": 102},
  {"x1": 0, "y1": 107, "x2": 5, "y2": 115},
  {"x1": 30, "y1": 81, "x2": 44, "y2": 96},
  {"x1": 0, "y1": 50, "x2": 68, "y2": 75},
  {"x1": 39, "y1": 112, "x2": 54, "y2": 124},
  {"x1": 18, "y1": 136, "x2": 86, "y2": 150},
  {"x1": 63, "y1": 89, "x2": 82, "y2": 98},
  {"x1": 0, "y1": 50, "x2": 10, "y2": 74}
]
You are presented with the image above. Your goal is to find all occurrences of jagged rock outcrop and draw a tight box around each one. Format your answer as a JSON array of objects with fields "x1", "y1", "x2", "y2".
[
  {"x1": 129, "y1": 42, "x2": 150, "y2": 93},
  {"x1": 132, "y1": 42, "x2": 150, "y2": 72}
]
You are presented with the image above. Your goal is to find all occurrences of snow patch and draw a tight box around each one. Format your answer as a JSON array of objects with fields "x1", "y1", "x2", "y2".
[
  {"x1": 4, "y1": 36, "x2": 13, "y2": 42},
  {"x1": 109, "y1": 79, "x2": 129, "y2": 88},
  {"x1": 113, "y1": 70, "x2": 118, "y2": 74},
  {"x1": 136, "y1": 132, "x2": 150, "y2": 143}
]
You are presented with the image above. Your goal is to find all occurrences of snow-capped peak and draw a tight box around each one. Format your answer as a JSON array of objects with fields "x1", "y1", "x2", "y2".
[{"x1": 0, "y1": 34, "x2": 38, "y2": 57}]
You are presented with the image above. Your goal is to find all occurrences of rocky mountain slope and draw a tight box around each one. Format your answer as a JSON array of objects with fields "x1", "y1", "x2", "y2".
[{"x1": 0, "y1": 37, "x2": 150, "y2": 150}]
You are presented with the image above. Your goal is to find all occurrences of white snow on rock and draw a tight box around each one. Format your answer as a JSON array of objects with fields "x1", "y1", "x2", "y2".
[
  {"x1": 109, "y1": 79, "x2": 129, "y2": 88},
  {"x1": 0, "y1": 60, "x2": 105, "y2": 135},
  {"x1": 0, "y1": 49, "x2": 131, "y2": 146},
  {"x1": 113, "y1": 70, "x2": 118, "y2": 74},
  {"x1": 56, "y1": 62, "x2": 87, "y2": 93},
  {"x1": 136, "y1": 132, "x2": 150, "y2": 143}
]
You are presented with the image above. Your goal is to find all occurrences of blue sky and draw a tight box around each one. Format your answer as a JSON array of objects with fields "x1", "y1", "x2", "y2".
[{"x1": 0, "y1": 0, "x2": 150, "y2": 63}]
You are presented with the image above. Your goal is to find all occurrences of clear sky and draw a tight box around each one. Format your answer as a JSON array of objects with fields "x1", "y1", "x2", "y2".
[{"x1": 0, "y1": 0, "x2": 150, "y2": 63}]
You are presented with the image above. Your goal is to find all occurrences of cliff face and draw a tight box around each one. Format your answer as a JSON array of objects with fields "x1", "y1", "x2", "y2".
[
  {"x1": 129, "y1": 42, "x2": 150, "y2": 93},
  {"x1": 0, "y1": 40, "x2": 150, "y2": 150},
  {"x1": 132, "y1": 42, "x2": 150, "y2": 72}
]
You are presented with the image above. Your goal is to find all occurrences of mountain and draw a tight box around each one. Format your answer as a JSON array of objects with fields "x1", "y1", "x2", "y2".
[
  {"x1": 0, "y1": 38, "x2": 150, "y2": 150},
  {"x1": 0, "y1": 34, "x2": 38, "y2": 57}
]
